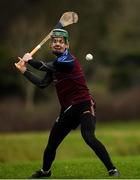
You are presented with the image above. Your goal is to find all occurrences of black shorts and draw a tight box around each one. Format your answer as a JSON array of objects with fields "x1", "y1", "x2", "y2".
[{"x1": 56, "y1": 100, "x2": 96, "y2": 129}]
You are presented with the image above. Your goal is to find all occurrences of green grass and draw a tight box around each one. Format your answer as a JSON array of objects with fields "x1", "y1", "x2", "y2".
[
  {"x1": 0, "y1": 121, "x2": 140, "y2": 178},
  {"x1": 0, "y1": 156, "x2": 140, "y2": 179}
]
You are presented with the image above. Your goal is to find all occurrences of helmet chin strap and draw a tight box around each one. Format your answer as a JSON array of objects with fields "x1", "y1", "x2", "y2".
[
  {"x1": 53, "y1": 48, "x2": 67, "y2": 57},
  {"x1": 53, "y1": 50, "x2": 63, "y2": 57}
]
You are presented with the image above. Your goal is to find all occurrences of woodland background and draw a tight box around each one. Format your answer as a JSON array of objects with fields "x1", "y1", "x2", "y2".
[{"x1": 0, "y1": 0, "x2": 140, "y2": 131}]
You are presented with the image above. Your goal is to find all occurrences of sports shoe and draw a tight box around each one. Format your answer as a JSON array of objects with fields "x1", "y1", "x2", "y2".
[
  {"x1": 29, "y1": 169, "x2": 51, "y2": 178},
  {"x1": 108, "y1": 168, "x2": 120, "y2": 176}
]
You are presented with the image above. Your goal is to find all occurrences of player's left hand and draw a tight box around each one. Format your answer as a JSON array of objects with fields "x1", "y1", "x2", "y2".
[{"x1": 22, "y1": 53, "x2": 33, "y2": 62}]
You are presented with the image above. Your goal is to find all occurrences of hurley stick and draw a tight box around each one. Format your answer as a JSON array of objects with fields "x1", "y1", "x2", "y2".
[{"x1": 30, "y1": 11, "x2": 78, "y2": 56}]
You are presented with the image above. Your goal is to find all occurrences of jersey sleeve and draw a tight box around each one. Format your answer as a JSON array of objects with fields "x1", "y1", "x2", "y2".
[
  {"x1": 28, "y1": 60, "x2": 56, "y2": 72},
  {"x1": 23, "y1": 70, "x2": 53, "y2": 89}
]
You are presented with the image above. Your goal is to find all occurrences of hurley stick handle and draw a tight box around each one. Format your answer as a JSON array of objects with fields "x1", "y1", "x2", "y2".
[{"x1": 30, "y1": 32, "x2": 51, "y2": 56}]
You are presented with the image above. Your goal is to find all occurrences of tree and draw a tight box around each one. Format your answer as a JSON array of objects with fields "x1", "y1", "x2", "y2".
[{"x1": 7, "y1": 16, "x2": 49, "y2": 109}]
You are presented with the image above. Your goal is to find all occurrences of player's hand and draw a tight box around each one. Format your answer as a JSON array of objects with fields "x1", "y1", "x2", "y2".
[
  {"x1": 15, "y1": 57, "x2": 27, "y2": 74},
  {"x1": 22, "y1": 53, "x2": 33, "y2": 62}
]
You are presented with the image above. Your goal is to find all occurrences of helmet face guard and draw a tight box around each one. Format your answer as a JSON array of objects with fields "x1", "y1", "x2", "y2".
[{"x1": 51, "y1": 29, "x2": 69, "y2": 43}]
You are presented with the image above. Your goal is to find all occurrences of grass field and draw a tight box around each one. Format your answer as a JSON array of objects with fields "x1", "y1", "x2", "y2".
[
  {"x1": 0, "y1": 156, "x2": 140, "y2": 179},
  {"x1": 0, "y1": 121, "x2": 140, "y2": 179}
]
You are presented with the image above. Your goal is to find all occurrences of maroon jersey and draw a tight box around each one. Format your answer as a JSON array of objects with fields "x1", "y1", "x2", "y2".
[
  {"x1": 53, "y1": 56, "x2": 92, "y2": 108},
  {"x1": 24, "y1": 50, "x2": 93, "y2": 108}
]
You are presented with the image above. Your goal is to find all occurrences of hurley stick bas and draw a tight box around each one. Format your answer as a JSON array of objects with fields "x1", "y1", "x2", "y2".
[{"x1": 30, "y1": 11, "x2": 78, "y2": 56}]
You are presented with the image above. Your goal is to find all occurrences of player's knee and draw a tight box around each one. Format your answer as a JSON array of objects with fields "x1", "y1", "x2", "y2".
[
  {"x1": 80, "y1": 113, "x2": 96, "y2": 143},
  {"x1": 80, "y1": 111, "x2": 96, "y2": 129}
]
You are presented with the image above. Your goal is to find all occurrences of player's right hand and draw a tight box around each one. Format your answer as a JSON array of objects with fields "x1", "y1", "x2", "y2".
[{"x1": 15, "y1": 57, "x2": 27, "y2": 74}]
